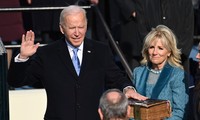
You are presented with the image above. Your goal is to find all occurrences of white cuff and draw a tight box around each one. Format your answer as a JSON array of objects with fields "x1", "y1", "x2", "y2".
[
  {"x1": 15, "y1": 54, "x2": 29, "y2": 62},
  {"x1": 123, "y1": 86, "x2": 136, "y2": 93}
]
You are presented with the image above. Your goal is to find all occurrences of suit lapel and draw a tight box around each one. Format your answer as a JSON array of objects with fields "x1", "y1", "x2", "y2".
[
  {"x1": 56, "y1": 38, "x2": 95, "y2": 79},
  {"x1": 79, "y1": 39, "x2": 94, "y2": 78},
  {"x1": 57, "y1": 39, "x2": 78, "y2": 79}
]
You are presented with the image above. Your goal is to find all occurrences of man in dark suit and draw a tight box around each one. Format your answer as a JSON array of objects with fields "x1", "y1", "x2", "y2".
[
  {"x1": 110, "y1": 0, "x2": 194, "y2": 73},
  {"x1": 108, "y1": 0, "x2": 147, "y2": 70},
  {"x1": 193, "y1": 42, "x2": 200, "y2": 120},
  {"x1": 7, "y1": 5, "x2": 147, "y2": 120}
]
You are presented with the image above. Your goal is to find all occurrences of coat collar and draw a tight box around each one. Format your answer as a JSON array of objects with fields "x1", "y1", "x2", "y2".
[
  {"x1": 151, "y1": 63, "x2": 173, "y2": 98},
  {"x1": 137, "y1": 62, "x2": 174, "y2": 98},
  {"x1": 56, "y1": 38, "x2": 95, "y2": 79},
  {"x1": 57, "y1": 38, "x2": 78, "y2": 78}
]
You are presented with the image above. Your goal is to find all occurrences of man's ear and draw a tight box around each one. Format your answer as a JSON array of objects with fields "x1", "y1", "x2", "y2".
[
  {"x1": 98, "y1": 108, "x2": 103, "y2": 120},
  {"x1": 59, "y1": 24, "x2": 64, "y2": 34}
]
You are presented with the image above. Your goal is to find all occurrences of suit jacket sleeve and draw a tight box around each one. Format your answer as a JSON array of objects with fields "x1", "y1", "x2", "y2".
[
  {"x1": 178, "y1": 0, "x2": 194, "y2": 57},
  {"x1": 7, "y1": 51, "x2": 43, "y2": 87}
]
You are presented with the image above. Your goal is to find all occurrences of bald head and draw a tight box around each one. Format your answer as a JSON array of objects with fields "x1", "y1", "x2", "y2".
[
  {"x1": 98, "y1": 89, "x2": 129, "y2": 120},
  {"x1": 106, "y1": 91, "x2": 122, "y2": 104}
]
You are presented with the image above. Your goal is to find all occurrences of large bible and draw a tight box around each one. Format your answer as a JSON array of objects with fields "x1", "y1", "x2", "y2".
[{"x1": 128, "y1": 98, "x2": 171, "y2": 120}]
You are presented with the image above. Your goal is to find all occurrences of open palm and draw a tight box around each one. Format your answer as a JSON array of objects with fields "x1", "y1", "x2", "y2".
[{"x1": 20, "y1": 30, "x2": 40, "y2": 59}]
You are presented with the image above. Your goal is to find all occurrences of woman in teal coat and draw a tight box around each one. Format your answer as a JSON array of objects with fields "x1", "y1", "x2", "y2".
[{"x1": 132, "y1": 25, "x2": 189, "y2": 119}]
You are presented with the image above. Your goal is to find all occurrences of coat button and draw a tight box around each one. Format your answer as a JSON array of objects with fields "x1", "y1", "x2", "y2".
[
  {"x1": 163, "y1": 16, "x2": 166, "y2": 20},
  {"x1": 76, "y1": 84, "x2": 80, "y2": 88},
  {"x1": 76, "y1": 104, "x2": 81, "y2": 109}
]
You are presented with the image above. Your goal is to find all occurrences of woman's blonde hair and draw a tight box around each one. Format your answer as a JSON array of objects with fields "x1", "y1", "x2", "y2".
[{"x1": 140, "y1": 25, "x2": 183, "y2": 69}]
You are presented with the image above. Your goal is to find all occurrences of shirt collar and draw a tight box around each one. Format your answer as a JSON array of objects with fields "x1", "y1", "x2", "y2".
[{"x1": 66, "y1": 40, "x2": 84, "y2": 52}]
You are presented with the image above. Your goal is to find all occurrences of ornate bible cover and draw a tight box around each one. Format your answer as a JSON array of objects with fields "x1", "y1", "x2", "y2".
[{"x1": 128, "y1": 98, "x2": 171, "y2": 120}]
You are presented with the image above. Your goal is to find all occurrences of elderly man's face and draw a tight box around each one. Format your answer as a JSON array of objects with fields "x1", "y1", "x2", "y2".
[{"x1": 60, "y1": 12, "x2": 87, "y2": 47}]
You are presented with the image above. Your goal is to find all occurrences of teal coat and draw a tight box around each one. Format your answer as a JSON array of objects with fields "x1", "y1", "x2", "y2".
[{"x1": 132, "y1": 63, "x2": 189, "y2": 120}]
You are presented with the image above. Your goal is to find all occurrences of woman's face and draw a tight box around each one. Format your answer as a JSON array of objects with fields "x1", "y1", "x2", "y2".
[{"x1": 148, "y1": 38, "x2": 171, "y2": 69}]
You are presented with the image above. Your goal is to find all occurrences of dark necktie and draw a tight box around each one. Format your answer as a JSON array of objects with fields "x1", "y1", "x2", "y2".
[{"x1": 72, "y1": 48, "x2": 80, "y2": 75}]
